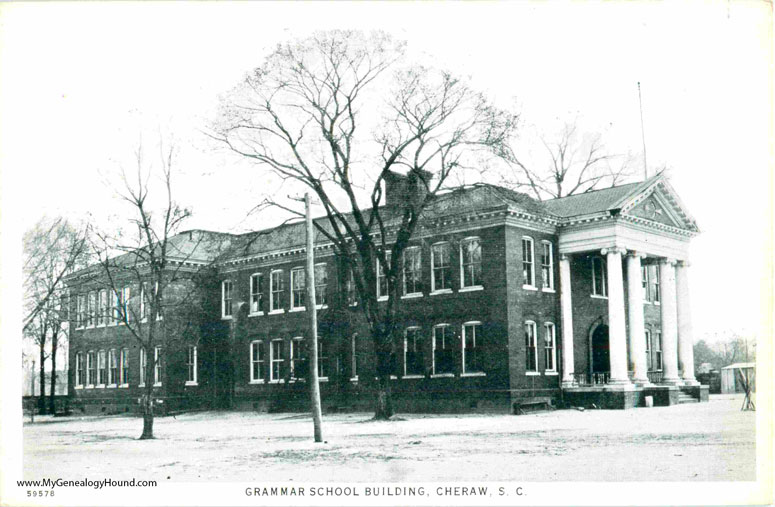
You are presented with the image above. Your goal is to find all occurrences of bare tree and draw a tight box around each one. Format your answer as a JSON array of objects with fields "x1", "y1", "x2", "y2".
[
  {"x1": 212, "y1": 30, "x2": 516, "y2": 419},
  {"x1": 23, "y1": 217, "x2": 88, "y2": 413},
  {"x1": 86, "y1": 141, "x2": 225, "y2": 439},
  {"x1": 501, "y1": 120, "x2": 636, "y2": 200}
]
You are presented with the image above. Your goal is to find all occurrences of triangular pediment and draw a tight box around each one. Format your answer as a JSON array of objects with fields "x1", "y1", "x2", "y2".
[{"x1": 618, "y1": 174, "x2": 699, "y2": 233}]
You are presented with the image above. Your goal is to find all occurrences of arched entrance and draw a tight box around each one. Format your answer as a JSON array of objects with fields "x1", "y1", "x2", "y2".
[{"x1": 591, "y1": 324, "x2": 610, "y2": 375}]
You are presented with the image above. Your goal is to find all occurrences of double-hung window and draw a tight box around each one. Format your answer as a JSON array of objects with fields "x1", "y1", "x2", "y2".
[
  {"x1": 404, "y1": 327, "x2": 423, "y2": 377},
  {"x1": 432, "y1": 324, "x2": 454, "y2": 375},
  {"x1": 290, "y1": 338, "x2": 306, "y2": 379},
  {"x1": 645, "y1": 329, "x2": 653, "y2": 371},
  {"x1": 153, "y1": 347, "x2": 162, "y2": 386},
  {"x1": 222, "y1": 280, "x2": 233, "y2": 318},
  {"x1": 186, "y1": 346, "x2": 197, "y2": 385},
  {"x1": 653, "y1": 265, "x2": 661, "y2": 303},
  {"x1": 97, "y1": 350, "x2": 107, "y2": 386},
  {"x1": 460, "y1": 238, "x2": 482, "y2": 288},
  {"x1": 75, "y1": 352, "x2": 85, "y2": 387},
  {"x1": 642, "y1": 265, "x2": 652, "y2": 302},
  {"x1": 119, "y1": 348, "x2": 129, "y2": 386},
  {"x1": 522, "y1": 237, "x2": 535, "y2": 288},
  {"x1": 525, "y1": 321, "x2": 538, "y2": 373},
  {"x1": 250, "y1": 341, "x2": 265, "y2": 382},
  {"x1": 317, "y1": 340, "x2": 328, "y2": 379},
  {"x1": 87, "y1": 351, "x2": 96, "y2": 386},
  {"x1": 108, "y1": 349, "x2": 118, "y2": 386},
  {"x1": 402, "y1": 246, "x2": 422, "y2": 296},
  {"x1": 591, "y1": 257, "x2": 607, "y2": 297},
  {"x1": 345, "y1": 269, "x2": 358, "y2": 306},
  {"x1": 290, "y1": 267, "x2": 306, "y2": 310},
  {"x1": 654, "y1": 331, "x2": 663, "y2": 371},
  {"x1": 314, "y1": 263, "x2": 328, "y2": 307},
  {"x1": 462, "y1": 322, "x2": 483, "y2": 374},
  {"x1": 544, "y1": 323, "x2": 556, "y2": 372},
  {"x1": 97, "y1": 290, "x2": 107, "y2": 326},
  {"x1": 350, "y1": 334, "x2": 359, "y2": 380},
  {"x1": 431, "y1": 242, "x2": 452, "y2": 292},
  {"x1": 76, "y1": 294, "x2": 85, "y2": 328},
  {"x1": 541, "y1": 241, "x2": 554, "y2": 290},
  {"x1": 139, "y1": 348, "x2": 147, "y2": 386},
  {"x1": 250, "y1": 273, "x2": 264, "y2": 314},
  {"x1": 270, "y1": 270, "x2": 284, "y2": 312},
  {"x1": 376, "y1": 252, "x2": 391, "y2": 300},
  {"x1": 140, "y1": 282, "x2": 148, "y2": 321},
  {"x1": 87, "y1": 291, "x2": 96, "y2": 327},
  {"x1": 270, "y1": 339, "x2": 285, "y2": 381}
]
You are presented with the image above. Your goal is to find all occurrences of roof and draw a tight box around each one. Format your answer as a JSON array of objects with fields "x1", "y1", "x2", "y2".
[
  {"x1": 721, "y1": 363, "x2": 755, "y2": 370},
  {"x1": 542, "y1": 173, "x2": 662, "y2": 217}
]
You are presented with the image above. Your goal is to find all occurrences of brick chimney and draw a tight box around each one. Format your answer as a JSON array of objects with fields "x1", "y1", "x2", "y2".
[{"x1": 384, "y1": 169, "x2": 433, "y2": 206}]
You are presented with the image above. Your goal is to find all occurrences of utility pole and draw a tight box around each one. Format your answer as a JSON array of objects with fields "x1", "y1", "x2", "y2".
[{"x1": 305, "y1": 193, "x2": 324, "y2": 443}]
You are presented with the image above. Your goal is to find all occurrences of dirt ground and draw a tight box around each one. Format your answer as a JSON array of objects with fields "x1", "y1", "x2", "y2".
[{"x1": 22, "y1": 394, "x2": 755, "y2": 482}]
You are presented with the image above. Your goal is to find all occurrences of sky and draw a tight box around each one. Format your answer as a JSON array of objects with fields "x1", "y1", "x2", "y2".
[{"x1": 1, "y1": 1, "x2": 772, "y2": 345}]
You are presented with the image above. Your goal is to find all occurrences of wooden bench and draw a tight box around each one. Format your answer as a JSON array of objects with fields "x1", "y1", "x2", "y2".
[{"x1": 513, "y1": 397, "x2": 553, "y2": 415}]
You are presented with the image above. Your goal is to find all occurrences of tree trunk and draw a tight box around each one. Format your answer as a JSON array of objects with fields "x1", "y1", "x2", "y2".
[
  {"x1": 373, "y1": 327, "x2": 394, "y2": 420},
  {"x1": 49, "y1": 331, "x2": 58, "y2": 414},
  {"x1": 373, "y1": 375, "x2": 393, "y2": 420},
  {"x1": 139, "y1": 393, "x2": 154, "y2": 439}
]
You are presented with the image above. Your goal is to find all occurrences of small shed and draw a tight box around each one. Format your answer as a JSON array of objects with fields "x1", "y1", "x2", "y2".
[{"x1": 720, "y1": 363, "x2": 755, "y2": 394}]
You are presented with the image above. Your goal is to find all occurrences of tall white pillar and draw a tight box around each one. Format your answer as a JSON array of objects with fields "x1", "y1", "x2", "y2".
[
  {"x1": 626, "y1": 252, "x2": 649, "y2": 384},
  {"x1": 603, "y1": 247, "x2": 630, "y2": 385},
  {"x1": 676, "y1": 260, "x2": 697, "y2": 384},
  {"x1": 659, "y1": 258, "x2": 681, "y2": 384},
  {"x1": 559, "y1": 254, "x2": 575, "y2": 387}
]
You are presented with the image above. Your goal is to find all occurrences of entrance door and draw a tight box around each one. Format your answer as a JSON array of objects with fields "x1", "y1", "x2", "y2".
[{"x1": 591, "y1": 324, "x2": 610, "y2": 375}]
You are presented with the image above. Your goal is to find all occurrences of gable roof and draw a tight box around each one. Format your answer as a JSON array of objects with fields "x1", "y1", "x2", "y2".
[{"x1": 542, "y1": 173, "x2": 662, "y2": 218}]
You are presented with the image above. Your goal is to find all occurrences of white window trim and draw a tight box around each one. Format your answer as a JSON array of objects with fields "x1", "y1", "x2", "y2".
[
  {"x1": 290, "y1": 267, "x2": 306, "y2": 311},
  {"x1": 460, "y1": 237, "x2": 482, "y2": 289},
  {"x1": 270, "y1": 270, "x2": 284, "y2": 313},
  {"x1": 462, "y1": 321, "x2": 484, "y2": 375},
  {"x1": 153, "y1": 347, "x2": 162, "y2": 387},
  {"x1": 544, "y1": 322, "x2": 557, "y2": 373},
  {"x1": 376, "y1": 251, "x2": 391, "y2": 301},
  {"x1": 314, "y1": 262, "x2": 328, "y2": 310},
  {"x1": 432, "y1": 323, "x2": 453, "y2": 376},
  {"x1": 430, "y1": 288, "x2": 454, "y2": 296},
  {"x1": 269, "y1": 339, "x2": 285, "y2": 383},
  {"x1": 221, "y1": 280, "x2": 233, "y2": 320},
  {"x1": 96, "y1": 289, "x2": 107, "y2": 327},
  {"x1": 459, "y1": 285, "x2": 484, "y2": 293},
  {"x1": 404, "y1": 326, "x2": 422, "y2": 377},
  {"x1": 541, "y1": 240, "x2": 555, "y2": 292},
  {"x1": 139, "y1": 348, "x2": 146, "y2": 387},
  {"x1": 249, "y1": 273, "x2": 264, "y2": 316},
  {"x1": 250, "y1": 340, "x2": 265, "y2": 384},
  {"x1": 402, "y1": 247, "x2": 423, "y2": 297},
  {"x1": 591, "y1": 257, "x2": 607, "y2": 297},
  {"x1": 185, "y1": 345, "x2": 198, "y2": 386},
  {"x1": 522, "y1": 236, "x2": 536, "y2": 289},
  {"x1": 525, "y1": 320, "x2": 539, "y2": 374},
  {"x1": 431, "y1": 241, "x2": 452, "y2": 293}
]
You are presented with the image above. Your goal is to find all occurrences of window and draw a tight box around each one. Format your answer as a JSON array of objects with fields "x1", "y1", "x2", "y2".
[
  {"x1": 75, "y1": 352, "x2": 85, "y2": 387},
  {"x1": 153, "y1": 347, "x2": 162, "y2": 386},
  {"x1": 317, "y1": 339, "x2": 328, "y2": 378},
  {"x1": 544, "y1": 323, "x2": 556, "y2": 372},
  {"x1": 431, "y1": 242, "x2": 452, "y2": 292},
  {"x1": 108, "y1": 349, "x2": 118, "y2": 386},
  {"x1": 376, "y1": 252, "x2": 391, "y2": 300},
  {"x1": 290, "y1": 338, "x2": 306, "y2": 379},
  {"x1": 140, "y1": 282, "x2": 148, "y2": 321},
  {"x1": 645, "y1": 329, "x2": 653, "y2": 371},
  {"x1": 654, "y1": 331, "x2": 663, "y2": 371},
  {"x1": 404, "y1": 327, "x2": 424, "y2": 376},
  {"x1": 119, "y1": 348, "x2": 129, "y2": 386},
  {"x1": 270, "y1": 339, "x2": 285, "y2": 381},
  {"x1": 113, "y1": 287, "x2": 130, "y2": 324},
  {"x1": 351, "y1": 334, "x2": 359, "y2": 379},
  {"x1": 250, "y1": 273, "x2": 263, "y2": 314},
  {"x1": 291, "y1": 267, "x2": 306, "y2": 310},
  {"x1": 345, "y1": 269, "x2": 358, "y2": 306},
  {"x1": 591, "y1": 257, "x2": 607, "y2": 297},
  {"x1": 522, "y1": 237, "x2": 535, "y2": 288},
  {"x1": 541, "y1": 241, "x2": 554, "y2": 290},
  {"x1": 642, "y1": 265, "x2": 652, "y2": 302},
  {"x1": 87, "y1": 291, "x2": 96, "y2": 327},
  {"x1": 653, "y1": 265, "x2": 661, "y2": 303},
  {"x1": 433, "y1": 325, "x2": 454, "y2": 375},
  {"x1": 76, "y1": 294, "x2": 85, "y2": 328},
  {"x1": 462, "y1": 322, "x2": 483, "y2": 374},
  {"x1": 186, "y1": 346, "x2": 197, "y2": 384},
  {"x1": 222, "y1": 280, "x2": 233, "y2": 318},
  {"x1": 250, "y1": 341, "x2": 265, "y2": 382},
  {"x1": 87, "y1": 351, "x2": 96, "y2": 386},
  {"x1": 97, "y1": 350, "x2": 107, "y2": 386},
  {"x1": 402, "y1": 246, "x2": 422, "y2": 296},
  {"x1": 97, "y1": 290, "x2": 107, "y2": 326},
  {"x1": 154, "y1": 282, "x2": 162, "y2": 321},
  {"x1": 270, "y1": 270, "x2": 284, "y2": 312},
  {"x1": 460, "y1": 238, "x2": 482, "y2": 288},
  {"x1": 315, "y1": 263, "x2": 328, "y2": 307},
  {"x1": 525, "y1": 321, "x2": 538, "y2": 373},
  {"x1": 139, "y1": 348, "x2": 146, "y2": 386}
]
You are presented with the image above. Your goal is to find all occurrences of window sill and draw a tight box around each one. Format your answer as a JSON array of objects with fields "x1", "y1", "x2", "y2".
[
  {"x1": 643, "y1": 301, "x2": 652, "y2": 305},
  {"x1": 430, "y1": 289, "x2": 453, "y2": 296},
  {"x1": 319, "y1": 377, "x2": 329, "y2": 382},
  {"x1": 268, "y1": 309, "x2": 285, "y2": 315},
  {"x1": 249, "y1": 379, "x2": 265, "y2": 384},
  {"x1": 249, "y1": 311, "x2": 264, "y2": 317},
  {"x1": 590, "y1": 294, "x2": 608, "y2": 300},
  {"x1": 461, "y1": 372, "x2": 486, "y2": 377},
  {"x1": 401, "y1": 293, "x2": 423, "y2": 300},
  {"x1": 654, "y1": 302, "x2": 661, "y2": 306},
  {"x1": 96, "y1": 384, "x2": 106, "y2": 389},
  {"x1": 542, "y1": 288, "x2": 556, "y2": 293},
  {"x1": 97, "y1": 323, "x2": 106, "y2": 328},
  {"x1": 289, "y1": 307, "x2": 306, "y2": 313},
  {"x1": 525, "y1": 371, "x2": 540, "y2": 376},
  {"x1": 402, "y1": 374, "x2": 424, "y2": 379},
  {"x1": 185, "y1": 381, "x2": 198, "y2": 386},
  {"x1": 522, "y1": 285, "x2": 538, "y2": 291},
  {"x1": 139, "y1": 383, "x2": 145, "y2": 388},
  {"x1": 348, "y1": 302, "x2": 358, "y2": 307},
  {"x1": 316, "y1": 304, "x2": 328, "y2": 310},
  {"x1": 269, "y1": 379, "x2": 285, "y2": 384},
  {"x1": 431, "y1": 373, "x2": 455, "y2": 378},
  {"x1": 119, "y1": 384, "x2": 129, "y2": 388},
  {"x1": 350, "y1": 376, "x2": 359, "y2": 382},
  {"x1": 459, "y1": 286, "x2": 483, "y2": 293},
  {"x1": 74, "y1": 385, "x2": 83, "y2": 390},
  {"x1": 107, "y1": 384, "x2": 117, "y2": 389},
  {"x1": 544, "y1": 371, "x2": 558, "y2": 376},
  {"x1": 377, "y1": 296, "x2": 389, "y2": 302},
  {"x1": 153, "y1": 382, "x2": 162, "y2": 387},
  {"x1": 85, "y1": 385, "x2": 95, "y2": 389},
  {"x1": 221, "y1": 315, "x2": 233, "y2": 320}
]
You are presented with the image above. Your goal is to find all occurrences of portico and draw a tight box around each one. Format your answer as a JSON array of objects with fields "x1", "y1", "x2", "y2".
[{"x1": 546, "y1": 174, "x2": 706, "y2": 408}]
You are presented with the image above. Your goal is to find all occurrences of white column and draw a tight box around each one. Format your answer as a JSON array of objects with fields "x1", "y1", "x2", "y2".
[
  {"x1": 603, "y1": 247, "x2": 630, "y2": 385},
  {"x1": 659, "y1": 258, "x2": 681, "y2": 384},
  {"x1": 676, "y1": 260, "x2": 697, "y2": 384},
  {"x1": 626, "y1": 252, "x2": 649, "y2": 384},
  {"x1": 559, "y1": 254, "x2": 575, "y2": 387}
]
